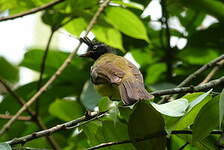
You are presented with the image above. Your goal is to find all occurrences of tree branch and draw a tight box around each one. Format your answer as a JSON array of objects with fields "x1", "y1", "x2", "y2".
[
  {"x1": 0, "y1": 114, "x2": 31, "y2": 121},
  {"x1": 86, "y1": 130, "x2": 223, "y2": 150},
  {"x1": 6, "y1": 112, "x2": 107, "y2": 145},
  {"x1": 12, "y1": 147, "x2": 51, "y2": 150},
  {"x1": 151, "y1": 76, "x2": 224, "y2": 96},
  {"x1": 159, "y1": 54, "x2": 224, "y2": 103},
  {"x1": 200, "y1": 59, "x2": 224, "y2": 85},
  {"x1": 0, "y1": 78, "x2": 61, "y2": 149},
  {"x1": 35, "y1": 30, "x2": 55, "y2": 116},
  {"x1": 177, "y1": 54, "x2": 224, "y2": 88},
  {"x1": 0, "y1": 0, "x2": 111, "y2": 136},
  {"x1": 0, "y1": 0, "x2": 65, "y2": 22}
]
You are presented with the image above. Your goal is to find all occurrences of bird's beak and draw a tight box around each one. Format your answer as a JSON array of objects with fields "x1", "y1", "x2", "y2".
[{"x1": 79, "y1": 51, "x2": 94, "y2": 57}]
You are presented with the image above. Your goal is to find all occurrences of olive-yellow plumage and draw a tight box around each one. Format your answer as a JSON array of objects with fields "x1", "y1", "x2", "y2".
[{"x1": 80, "y1": 37, "x2": 154, "y2": 105}]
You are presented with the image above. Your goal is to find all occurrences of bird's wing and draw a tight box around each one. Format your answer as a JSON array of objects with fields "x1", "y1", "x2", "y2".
[
  {"x1": 126, "y1": 61, "x2": 144, "y2": 83},
  {"x1": 90, "y1": 61, "x2": 125, "y2": 85}
]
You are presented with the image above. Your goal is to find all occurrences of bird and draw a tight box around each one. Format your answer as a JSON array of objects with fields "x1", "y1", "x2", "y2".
[{"x1": 80, "y1": 37, "x2": 154, "y2": 105}]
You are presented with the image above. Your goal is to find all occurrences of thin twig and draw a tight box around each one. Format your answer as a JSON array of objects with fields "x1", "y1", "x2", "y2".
[
  {"x1": 0, "y1": 78, "x2": 35, "y2": 116},
  {"x1": 36, "y1": 30, "x2": 55, "y2": 115},
  {"x1": 0, "y1": 0, "x2": 111, "y2": 136},
  {"x1": 86, "y1": 130, "x2": 223, "y2": 150},
  {"x1": 159, "y1": 54, "x2": 224, "y2": 103},
  {"x1": 151, "y1": 76, "x2": 224, "y2": 96},
  {"x1": 0, "y1": 79, "x2": 61, "y2": 150},
  {"x1": 6, "y1": 112, "x2": 107, "y2": 145},
  {"x1": 161, "y1": 0, "x2": 173, "y2": 80},
  {"x1": 200, "y1": 59, "x2": 224, "y2": 85},
  {"x1": 177, "y1": 54, "x2": 224, "y2": 88},
  {"x1": 0, "y1": 0, "x2": 65, "y2": 22},
  {"x1": 12, "y1": 147, "x2": 51, "y2": 150},
  {"x1": 0, "y1": 114, "x2": 31, "y2": 121},
  {"x1": 35, "y1": 16, "x2": 74, "y2": 115}
]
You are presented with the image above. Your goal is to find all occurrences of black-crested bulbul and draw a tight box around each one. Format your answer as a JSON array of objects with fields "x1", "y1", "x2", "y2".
[{"x1": 80, "y1": 37, "x2": 154, "y2": 105}]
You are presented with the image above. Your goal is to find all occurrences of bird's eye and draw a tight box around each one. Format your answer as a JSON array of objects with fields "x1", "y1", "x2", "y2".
[{"x1": 93, "y1": 45, "x2": 97, "y2": 50}]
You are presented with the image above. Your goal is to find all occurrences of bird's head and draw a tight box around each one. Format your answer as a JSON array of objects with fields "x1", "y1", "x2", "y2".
[{"x1": 80, "y1": 37, "x2": 113, "y2": 60}]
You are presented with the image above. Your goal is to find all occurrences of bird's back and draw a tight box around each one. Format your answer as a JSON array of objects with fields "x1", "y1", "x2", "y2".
[{"x1": 91, "y1": 53, "x2": 154, "y2": 105}]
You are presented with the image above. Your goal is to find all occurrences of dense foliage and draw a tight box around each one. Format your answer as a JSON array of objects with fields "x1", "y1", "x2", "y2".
[{"x1": 0, "y1": 0, "x2": 224, "y2": 150}]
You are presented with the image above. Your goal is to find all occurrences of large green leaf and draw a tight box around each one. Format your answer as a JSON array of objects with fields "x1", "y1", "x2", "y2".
[
  {"x1": 0, "y1": 143, "x2": 11, "y2": 150},
  {"x1": 49, "y1": 99, "x2": 84, "y2": 121},
  {"x1": 98, "y1": 97, "x2": 112, "y2": 112},
  {"x1": 0, "y1": 57, "x2": 19, "y2": 83},
  {"x1": 183, "y1": 0, "x2": 224, "y2": 22},
  {"x1": 80, "y1": 81, "x2": 102, "y2": 111},
  {"x1": 179, "y1": 48, "x2": 219, "y2": 65},
  {"x1": 93, "y1": 25, "x2": 124, "y2": 52},
  {"x1": 172, "y1": 92, "x2": 212, "y2": 130},
  {"x1": 187, "y1": 89, "x2": 212, "y2": 112},
  {"x1": 64, "y1": 17, "x2": 87, "y2": 37},
  {"x1": 42, "y1": 10, "x2": 67, "y2": 29},
  {"x1": 146, "y1": 63, "x2": 167, "y2": 84},
  {"x1": 192, "y1": 96, "x2": 219, "y2": 142},
  {"x1": 68, "y1": 0, "x2": 98, "y2": 11},
  {"x1": 150, "y1": 98, "x2": 188, "y2": 117},
  {"x1": 82, "y1": 120, "x2": 135, "y2": 150},
  {"x1": 131, "y1": 49, "x2": 158, "y2": 66},
  {"x1": 20, "y1": 49, "x2": 88, "y2": 84},
  {"x1": 111, "y1": 0, "x2": 144, "y2": 10},
  {"x1": 220, "y1": 88, "x2": 224, "y2": 128},
  {"x1": 187, "y1": 23, "x2": 224, "y2": 50},
  {"x1": 105, "y1": 7, "x2": 149, "y2": 41},
  {"x1": 128, "y1": 102, "x2": 166, "y2": 150}
]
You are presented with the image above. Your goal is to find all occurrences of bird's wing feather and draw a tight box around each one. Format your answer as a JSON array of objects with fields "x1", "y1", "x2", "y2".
[{"x1": 91, "y1": 61, "x2": 125, "y2": 85}]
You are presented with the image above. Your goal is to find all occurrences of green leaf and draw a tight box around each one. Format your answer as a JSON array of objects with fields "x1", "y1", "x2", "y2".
[
  {"x1": 146, "y1": 63, "x2": 167, "y2": 84},
  {"x1": 179, "y1": 48, "x2": 219, "y2": 65},
  {"x1": 111, "y1": 0, "x2": 144, "y2": 10},
  {"x1": 93, "y1": 26, "x2": 124, "y2": 52},
  {"x1": 64, "y1": 17, "x2": 87, "y2": 37},
  {"x1": 49, "y1": 99, "x2": 84, "y2": 121},
  {"x1": 0, "y1": 57, "x2": 19, "y2": 83},
  {"x1": 41, "y1": 10, "x2": 67, "y2": 29},
  {"x1": 187, "y1": 89, "x2": 212, "y2": 112},
  {"x1": 98, "y1": 97, "x2": 112, "y2": 112},
  {"x1": 173, "y1": 92, "x2": 212, "y2": 130},
  {"x1": 128, "y1": 102, "x2": 166, "y2": 150},
  {"x1": 220, "y1": 88, "x2": 224, "y2": 128},
  {"x1": 68, "y1": 0, "x2": 98, "y2": 11},
  {"x1": 192, "y1": 96, "x2": 219, "y2": 142},
  {"x1": 105, "y1": 7, "x2": 149, "y2": 41},
  {"x1": 131, "y1": 49, "x2": 157, "y2": 66},
  {"x1": 80, "y1": 81, "x2": 102, "y2": 111},
  {"x1": 183, "y1": 0, "x2": 224, "y2": 22},
  {"x1": 0, "y1": 143, "x2": 12, "y2": 150},
  {"x1": 150, "y1": 98, "x2": 188, "y2": 117}
]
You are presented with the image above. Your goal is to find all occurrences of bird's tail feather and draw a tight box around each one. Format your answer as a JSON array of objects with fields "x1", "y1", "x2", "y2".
[{"x1": 118, "y1": 79, "x2": 154, "y2": 105}]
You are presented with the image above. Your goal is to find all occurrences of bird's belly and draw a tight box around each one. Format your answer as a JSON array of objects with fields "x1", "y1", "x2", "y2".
[{"x1": 94, "y1": 84, "x2": 121, "y2": 100}]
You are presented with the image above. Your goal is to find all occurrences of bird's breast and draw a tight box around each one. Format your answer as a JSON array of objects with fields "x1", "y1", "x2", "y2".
[{"x1": 94, "y1": 83, "x2": 120, "y2": 100}]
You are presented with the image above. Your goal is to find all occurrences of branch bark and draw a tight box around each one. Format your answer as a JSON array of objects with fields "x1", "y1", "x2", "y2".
[
  {"x1": 0, "y1": 0, "x2": 65, "y2": 22},
  {"x1": 177, "y1": 54, "x2": 224, "y2": 88},
  {"x1": 200, "y1": 59, "x2": 224, "y2": 85},
  {"x1": 6, "y1": 112, "x2": 106, "y2": 145},
  {"x1": 151, "y1": 76, "x2": 224, "y2": 96},
  {"x1": 0, "y1": 114, "x2": 31, "y2": 121}
]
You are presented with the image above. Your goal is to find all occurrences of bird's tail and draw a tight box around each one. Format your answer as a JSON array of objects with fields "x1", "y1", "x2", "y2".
[{"x1": 118, "y1": 79, "x2": 154, "y2": 105}]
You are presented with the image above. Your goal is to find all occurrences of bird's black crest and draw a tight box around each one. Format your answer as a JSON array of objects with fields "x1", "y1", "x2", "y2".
[{"x1": 80, "y1": 37, "x2": 113, "y2": 60}]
